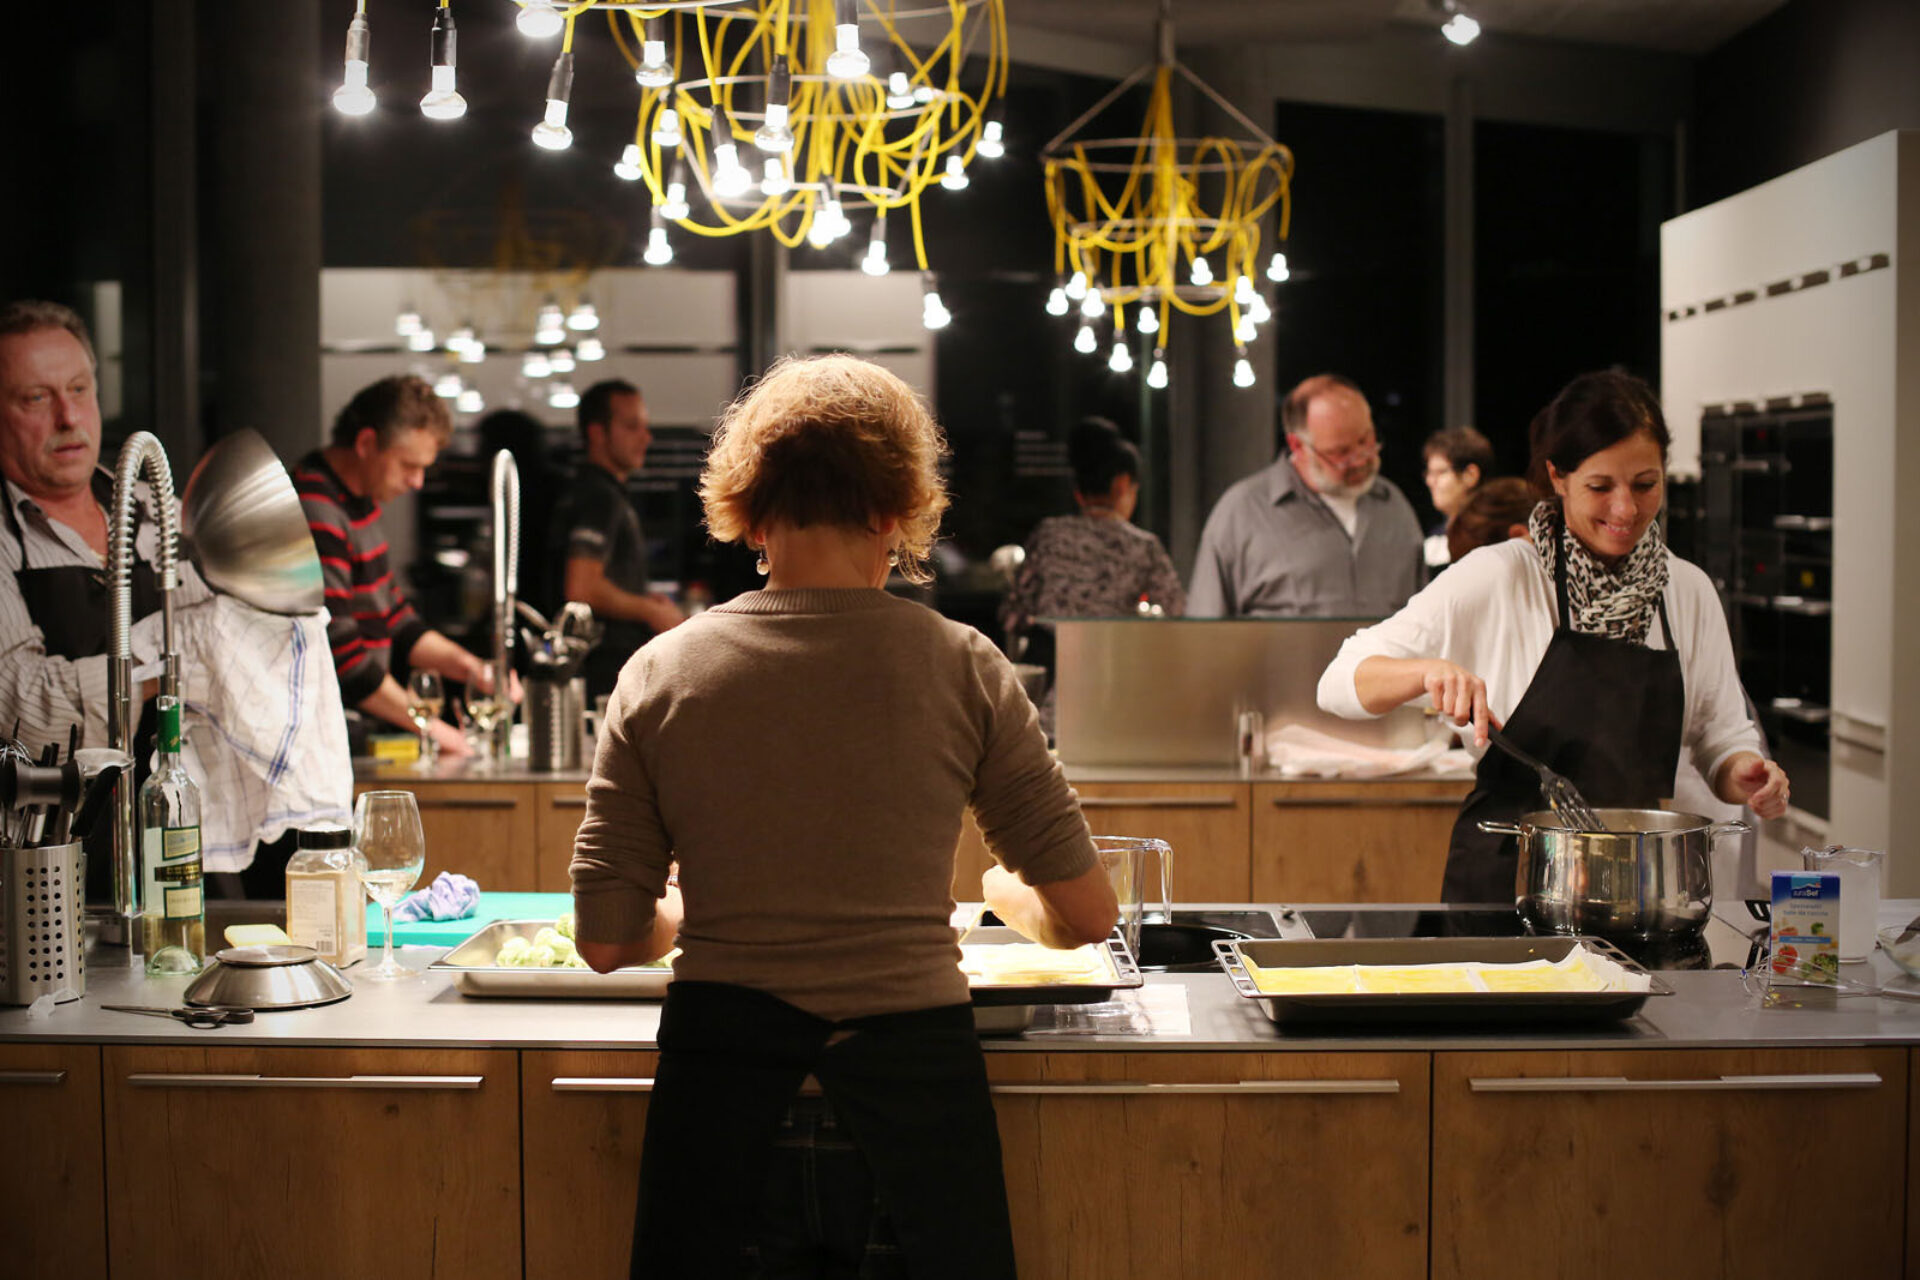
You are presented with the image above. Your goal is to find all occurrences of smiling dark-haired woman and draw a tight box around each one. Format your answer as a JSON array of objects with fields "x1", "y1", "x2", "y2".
[{"x1": 1317, "y1": 369, "x2": 1788, "y2": 902}]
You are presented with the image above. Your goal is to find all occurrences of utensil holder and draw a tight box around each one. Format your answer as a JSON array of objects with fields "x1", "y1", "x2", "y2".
[
  {"x1": 527, "y1": 676, "x2": 586, "y2": 772},
  {"x1": 1, "y1": 841, "x2": 87, "y2": 1005}
]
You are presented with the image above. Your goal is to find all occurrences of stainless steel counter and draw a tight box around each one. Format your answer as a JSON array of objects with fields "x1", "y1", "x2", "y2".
[
  {"x1": 354, "y1": 757, "x2": 590, "y2": 785},
  {"x1": 10, "y1": 903, "x2": 1920, "y2": 1053}
]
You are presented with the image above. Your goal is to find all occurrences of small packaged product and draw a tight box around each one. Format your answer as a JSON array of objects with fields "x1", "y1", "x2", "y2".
[{"x1": 1769, "y1": 871, "x2": 1840, "y2": 985}]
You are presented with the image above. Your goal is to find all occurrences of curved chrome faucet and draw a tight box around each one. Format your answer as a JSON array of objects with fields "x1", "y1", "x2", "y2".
[
  {"x1": 106, "y1": 432, "x2": 182, "y2": 935},
  {"x1": 489, "y1": 450, "x2": 520, "y2": 754}
]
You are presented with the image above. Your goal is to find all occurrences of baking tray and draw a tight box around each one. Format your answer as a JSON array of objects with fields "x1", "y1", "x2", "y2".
[
  {"x1": 430, "y1": 919, "x2": 1144, "y2": 1008},
  {"x1": 1213, "y1": 936, "x2": 1673, "y2": 1027},
  {"x1": 429, "y1": 920, "x2": 675, "y2": 998}
]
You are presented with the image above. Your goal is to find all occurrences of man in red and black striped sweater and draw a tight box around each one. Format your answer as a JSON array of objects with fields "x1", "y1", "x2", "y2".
[{"x1": 296, "y1": 375, "x2": 497, "y2": 757}]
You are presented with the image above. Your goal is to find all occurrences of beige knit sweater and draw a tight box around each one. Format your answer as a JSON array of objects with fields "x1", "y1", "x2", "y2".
[{"x1": 569, "y1": 588, "x2": 1097, "y2": 1022}]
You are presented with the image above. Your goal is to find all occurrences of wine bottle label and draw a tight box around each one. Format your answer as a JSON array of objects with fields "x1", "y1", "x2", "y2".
[{"x1": 142, "y1": 825, "x2": 204, "y2": 921}]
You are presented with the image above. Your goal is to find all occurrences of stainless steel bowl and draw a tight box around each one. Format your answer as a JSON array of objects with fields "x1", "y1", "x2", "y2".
[
  {"x1": 183, "y1": 944, "x2": 353, "y2": 1010},
  {"x1": 181, "y1": 429, "x2": 324, "y2": 615},
  {"x1": 1480, "y1": 808, "x2": 1748, "y2": 944}
]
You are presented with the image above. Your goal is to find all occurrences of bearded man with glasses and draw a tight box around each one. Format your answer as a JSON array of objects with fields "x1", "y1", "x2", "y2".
[{"x1": 1189, "y1": 372, "x2": 1425, "y2": 617}]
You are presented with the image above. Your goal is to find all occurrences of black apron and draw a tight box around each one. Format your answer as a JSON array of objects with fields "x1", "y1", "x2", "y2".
[
  {"x1": 1439, "y1": 551, "x2": 1686, "y2": 904},
  {"x1": 6, "y1": 481, "x2": 163, "y2": 900}
]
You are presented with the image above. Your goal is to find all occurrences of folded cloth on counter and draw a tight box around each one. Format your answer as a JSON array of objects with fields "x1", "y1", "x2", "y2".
[
  {"x1": 394, "y1": 871, "x2": 482, "y2": 922},
  {"x1": 148, "y1": 595, "x2": 353, "y2": 872},
  {"x1": 1263, "y1": 722, "x2": 1475, "y2": 780}
]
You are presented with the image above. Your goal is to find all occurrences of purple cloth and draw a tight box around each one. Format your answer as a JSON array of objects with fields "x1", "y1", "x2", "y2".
[{"x1": 393, "y1": 871, "x2": 482, "y2": 922}]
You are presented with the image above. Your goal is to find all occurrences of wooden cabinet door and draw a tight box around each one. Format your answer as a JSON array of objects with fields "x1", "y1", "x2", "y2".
[
  {"x1": 534, "y1": 781, "x2": 590, "y2": 892},
  {"x1": 1, "y1": 1043, "x2": 106, "y2": 1280},
  {"x1": 1433, "y1": 1047, "x2": 1906, "y2": 1280},
  {"x1": 357, "y1": 780, "x2": 538, "y2": 890},
  {"x1": 1251, "y1": 780, "x2": 1469, "y2": 902},
  {"x1": 104, "y1": 1045, "x2": 521, "y2": 1280},
  {"x1": 522, "y1": 1050, "x2": 659, "y2": 1280},
  {"x1": 989, "y1": 1050, "x2": 1428, "y2": 1279}
]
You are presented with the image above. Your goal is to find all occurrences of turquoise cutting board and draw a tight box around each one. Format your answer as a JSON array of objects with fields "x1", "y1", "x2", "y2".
[{"x1": 369, "y1": 892, "x2": 572, "y2": 948}]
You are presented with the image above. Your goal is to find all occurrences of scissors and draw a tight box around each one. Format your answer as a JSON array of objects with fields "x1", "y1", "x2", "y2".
[{"x1": 102, "y1": 1004, "x2": 255, "y2": 1029}]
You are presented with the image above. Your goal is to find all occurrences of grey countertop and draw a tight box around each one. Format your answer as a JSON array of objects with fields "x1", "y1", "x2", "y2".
[{"x1": 10, "y1": 903, "x2": 1920, "y2": 1054}]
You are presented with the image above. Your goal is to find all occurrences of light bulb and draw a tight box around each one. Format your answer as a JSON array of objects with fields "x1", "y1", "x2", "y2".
[
  {"x1": 332, "y1": 12, "x2": 375, "y2": 116},
  {"x1": 523, "y1": 353, "x2": 552, "y2": 378},
  {"x1": 1190, "y1": 256, "x2": 1214, "y2": 287},
  {"x1": 1234, "y1": 274, "x2": 1256, "y2": 304},
  {"x1": 1247, "y1": 295, "x2": 1271, "y2": 324},
  {"x1": 536, "y1": 324, "x2": 566, "y2": 346},
  {"x1": 713, "y1": 147, "x2": 751, "y2": 198},
  {"x1": 821, "y1": 197, "x2": 848, "y2": 239},
  {"x1": 1233, "y1": 354, "x2": 1256, "y2": 388},
  {"x1": 614, "y1": 144, "x2": 643, "y2": 181},
  {"x1": 420, "y1": 66, "x2": 466, "y2": 121},
  {"x1": 531, "y1": 52, "x2": 575, "y2": 150},
  {"x1": 807, "y1": 219, "x2": 834, "y2": 250},
  {"x1": 1107, "y1": 341, "x2": 1133, "y2": 374},
  {"x1": 1045, "y1": 287, "x2": 1068, "y2": 317},
  {"x1": 1064, "y1": 270, "x2": 1088, "y2": 301},
  {"x1": 862, "y1": 230, "x2": 890, "y2": 277},
  {"x1": 459, "y1": 340, "x2": 486, "y2": 365},
  {"x1": 395, "y1": 309, "x2": 422, "y2": 337},
  {"x1": 760, "y1": 156, "x2": 791, "y2": 196},
  {"x1": 456, "y1": 388, "x2": 484, "y2": 413},
  {"x1": 912, "y1": 85, "x2": 935, "y2": 104},
  {"x1": 1079, "y1": 291, "x2": 1105, "y2": 319},
  {"x1": 434, "y1": 373, "x2": 463, "y2": 398},
  {"x1": 886, "y1": 72, "x2": 914, "y2": 110},
  {"x1": 1442, "y1": 12, "x2": 1481, "y2": 46},
  {"x1": 1147, "y1": 356, "x2": 1168, "y2": 390},
  {"x1": 826, "y1": 18, "x2": 869, "y2": 80},
  {"x1": 567, "y1": 302, "x2": 598, "y2": 331},
  {"x1": 516, "y1": 0, "x2": 563, "y2": 39},
  {"x1": 448, "y1": 323, "x2": 476, "y2": 351},
  {"x1": 922, "y1": 292, "x2": 951, "y2": 331},
  {"x1": 1235, "y1": 314, "x2": 1257, "y2": 343},
  {"x1": 1267, "y1": 250, "x2": 1290, "y2": 282},
  {"x1": 634, "y1": 27, "x2": 674, "y2": 88},
  {"x1": 408, "y1": 328, "x2": 437, "y2": 352},
  {"x1": 661, "y1": 178, "x2": 690, "y2": 220},
  {"x1": 549, "y1": 348, "x2": 576, "y2": 374},
  {"x1": 977, "y1": 118, "x2": 1005, "y2": 159},
  {"x1": 644, "y1": 226, "x2": 674, "y2": 266},
  {"x1": 576, "y1": 336, "x2": 606, "y2": 361},
  {"x1": 940, "y1": 155, "x2": 969, "y2": 190},
  {"x1": 1136, "y1": 307, "x2": 1159, "y2": 335},
  {"x1": 1073, "y1": 324, "x2": 1097, "y2": 355},
  {"x1": 548, "y1": 384, "x2": 580, "y2": 409},
  {"x1": 537, "y1": 301, "x2": 563, "y2": 329},
  {"x1": 651, "y1": 107, "x2": 683, "y2": 150},
  {"x1": 755, "y1": 60, "x2": 794, "y2": 152}
]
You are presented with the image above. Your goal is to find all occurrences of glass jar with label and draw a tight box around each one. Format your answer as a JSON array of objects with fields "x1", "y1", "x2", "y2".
[{"x1": 285, "y1": 823, "x2": 367, "y2": 967}]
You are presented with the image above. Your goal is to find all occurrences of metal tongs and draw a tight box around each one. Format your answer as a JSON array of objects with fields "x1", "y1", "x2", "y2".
[{"x1": 1486, "y1": 726, "x2": 1606, "y2": 832}]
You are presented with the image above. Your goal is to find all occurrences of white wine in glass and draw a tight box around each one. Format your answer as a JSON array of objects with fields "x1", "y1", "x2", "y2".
[
  {"x1": 465, "y1": 660, "x2": 510, "y2": 762},
  {"x1": 406, "y1": 670, "x2": 445, "y2": 765},
  {"x1": 353, "y1": 790, "x2": 426, "y2": 981}
]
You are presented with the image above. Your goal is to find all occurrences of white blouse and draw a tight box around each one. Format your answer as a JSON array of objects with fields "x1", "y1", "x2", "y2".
[{"x1": 1316, "y1": 539, "x2": 1764, "y2": 788}]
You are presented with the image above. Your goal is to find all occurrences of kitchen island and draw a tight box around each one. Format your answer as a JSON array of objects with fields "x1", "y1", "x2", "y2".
[{"x1": 6, "y1": 904, "x2": 1920, "y2": 1280}]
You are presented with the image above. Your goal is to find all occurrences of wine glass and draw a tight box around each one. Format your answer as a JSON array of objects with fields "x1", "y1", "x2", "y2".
[
  {"x1": 353, "y1": 790, "x2": 426, "y2": 981},
  {"x1": 464, "y1": 660, "x2": 510, "y2": 765},
  {"x1": 406, "y1": 670, "x2": 444, "y2": 766}
]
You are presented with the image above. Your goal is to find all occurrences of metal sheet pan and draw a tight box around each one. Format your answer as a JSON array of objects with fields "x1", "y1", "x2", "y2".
[
  {"x1": 430, "y1": 920, "x2": 1144, "y2": 1008},
  {"x1": 1214, "y1": 936, "x2": 1673, "y2": 1028}
]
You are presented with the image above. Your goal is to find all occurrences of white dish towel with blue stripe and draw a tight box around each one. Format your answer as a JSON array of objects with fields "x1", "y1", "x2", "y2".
[{"x1": 156, "y1": 596, "x2": 354, "y2": 872}]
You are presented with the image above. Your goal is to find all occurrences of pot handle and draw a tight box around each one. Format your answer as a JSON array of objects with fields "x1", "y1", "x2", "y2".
[
  {"x1": 1478, "y1": 821, "x2": 1525, "y2": 836},
  {"x1": 1709, "y1": 820, "x2": 1752, "y2": 837}
]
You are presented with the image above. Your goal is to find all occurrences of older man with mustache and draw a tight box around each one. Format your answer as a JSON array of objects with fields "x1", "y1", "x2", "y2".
[
  {"x1": 1188, "y1": 372, "x2": 1425, "y2": 618},
  {"x1": 0, "y1": 299, "x2": 211, "y2": 751}
]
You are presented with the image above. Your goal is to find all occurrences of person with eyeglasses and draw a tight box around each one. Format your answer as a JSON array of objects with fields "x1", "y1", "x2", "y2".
[{"x1": 1188, "y1": 372, "x2": 1425, "y2": 618}]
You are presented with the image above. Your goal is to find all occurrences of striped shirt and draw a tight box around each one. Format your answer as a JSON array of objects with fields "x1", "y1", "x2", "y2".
[
  {"x1": 0, "y1": 470, "x2": 211, "y2": 749},
  {"x1": 293, "y1": 450, "x2": 426, "y2": 706}
]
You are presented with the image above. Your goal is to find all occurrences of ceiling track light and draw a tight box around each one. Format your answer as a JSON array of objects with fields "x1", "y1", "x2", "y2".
[
  {"x1": 532, "y1": 49, "x2": 575, "y2": 150},
  {"x1": 332, "y1": 4, "x2": 375, "y2": 116},
  {"x1": 420, "y1": 3, "x2": 467, "y2": 120}
]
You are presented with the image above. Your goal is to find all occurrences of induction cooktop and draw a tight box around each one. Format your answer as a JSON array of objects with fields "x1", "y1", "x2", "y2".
[{"x1": 1291, "y1": 904, "x2": 1769, "y2": 972}]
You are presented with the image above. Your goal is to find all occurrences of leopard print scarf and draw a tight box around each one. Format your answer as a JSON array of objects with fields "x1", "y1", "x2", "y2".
[{"x1": 1528, "y1": 500, "x2": 1668, "y2": 643}]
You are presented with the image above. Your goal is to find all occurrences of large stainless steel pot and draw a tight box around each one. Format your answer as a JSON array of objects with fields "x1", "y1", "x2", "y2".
[{"x1": 1479, "y1": 808, "x2": 1749, "y2": 943}]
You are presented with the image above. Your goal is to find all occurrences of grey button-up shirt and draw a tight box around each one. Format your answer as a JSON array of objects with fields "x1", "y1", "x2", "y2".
[{"x1": 1187, "y1": 455, "x2": 1425, "y2": 618}]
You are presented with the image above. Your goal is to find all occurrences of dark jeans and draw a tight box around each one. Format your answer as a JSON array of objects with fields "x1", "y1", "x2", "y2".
[{"x1": 632, "y1": 981, "x2": 1017, "y2": 1280}]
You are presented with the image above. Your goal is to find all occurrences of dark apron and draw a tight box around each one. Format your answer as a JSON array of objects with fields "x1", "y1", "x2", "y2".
[
  {"x1": 1440, "y1": 552, "x2": 1686, "y2": 904},
  {"x1": 633, "y1": 980, "x2": 1017, "y2": 1280},
  {"x1": 6, "y1": 485, "x2": 163, "y2": 900}
]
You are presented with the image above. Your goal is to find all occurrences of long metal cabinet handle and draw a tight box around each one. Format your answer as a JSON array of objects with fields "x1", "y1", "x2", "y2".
[
  {"x1": 1078, "y1": 797, "x2": 1237, "y2": 810},
  {"x1": 127, "y1": 1073, "x2": 486, "y2": 1090},
  {"x1": 413, "y1": 797, "x2": 519, "y2": 811},
  {"x1": 1830, "y1": 713, "x2": 1887, "y2": 754},
  {"x1": 0, "y1": 1070, "x2": 69, "y2": 1085},
  {"x1": 989, "y1": 1079, "x2": 1400, "y2": 1096},
  {"x1": 1270, "y1": 796, "x2": 1463, "y2": 809},
  {"x1": 552, "y1": 1076, "x2": 654, "y2": 1092},
  {"x1": 1470, "y1": 1072, "x2": 1882, "y2": 1094},
  {"x1": 548, "y1": 795, "x2": 588, "y2": 809}
]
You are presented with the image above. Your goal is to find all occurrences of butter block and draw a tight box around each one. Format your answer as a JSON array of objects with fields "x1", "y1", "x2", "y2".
[{"x1": 224, "y1": 923, "x2": 293, "y2": 947}]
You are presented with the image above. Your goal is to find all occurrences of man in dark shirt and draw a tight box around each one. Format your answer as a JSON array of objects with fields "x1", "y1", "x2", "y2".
[
  {"x1": 295, "y1": 375, "x2": 500, "y2": 756},
  {"x1": 553, "y1": 379, "x2": 686, "y2": 698}
]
